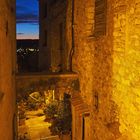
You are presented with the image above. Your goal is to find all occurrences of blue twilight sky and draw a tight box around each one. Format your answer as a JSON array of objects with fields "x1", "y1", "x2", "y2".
[{"x1": 16, "y1": 0, "x2": 39, "y2": 39}]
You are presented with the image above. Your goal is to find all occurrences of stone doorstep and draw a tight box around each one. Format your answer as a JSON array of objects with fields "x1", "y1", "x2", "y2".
[{"x1": 40, "y1": 135, "x2": 59, "y2": 140}]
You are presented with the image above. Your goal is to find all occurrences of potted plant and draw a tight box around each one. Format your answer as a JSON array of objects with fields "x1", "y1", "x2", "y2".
[{"x1": 44, "y1": 93, "x2": 72, "y2": 140}]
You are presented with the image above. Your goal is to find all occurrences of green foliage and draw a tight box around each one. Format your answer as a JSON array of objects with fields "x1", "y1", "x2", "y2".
[
  {"x1": 18, "y1": 109, "x2": 26, "y2": 119},
  {"x1": 44, "y1": 101, "x2": 58, "y2": 118},
  {"x1": 18, "y1": 101, "x2": 26, "y2": 119},
  {"x1": 27, "y1": 100, "x2": 38, "y2": 110},
  {"x1": 17, "y1": 81, "x2": 48, "y2": 111},
  {"x1": 44, "y1": 93, "x2": 72, "y2": 135},
  {"x1": 17, "y1": 80, "x2": 48, "y2": 103},
  {"x1": 18, "y1": 133, "x2": 29, "y2": 140},
  {"x1": 26, "y1": 92, "x2": 44, "y2": 111}
]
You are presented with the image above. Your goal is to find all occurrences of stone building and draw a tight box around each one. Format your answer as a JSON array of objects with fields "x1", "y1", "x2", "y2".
[
  {"x1": 39, "y1": 0, "x2": 69, "y2": 72},
  {"x1": 0, "y1": 0, "x2": 16, "y2": 140},
  {"x1": 40, "y1": 0, "x2": 140, "y2": 140},
  {"x1": 70, "y1": 0, "x2": 140, "y2": 140}
]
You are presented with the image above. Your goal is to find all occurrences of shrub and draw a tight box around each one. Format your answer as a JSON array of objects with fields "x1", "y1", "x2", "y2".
[
  {"x1": 44, "y1": 100, "x2": 58, "y2": 119},
  {"x1": 44, "y1": 93, "x2": 72, "y2": 135}
]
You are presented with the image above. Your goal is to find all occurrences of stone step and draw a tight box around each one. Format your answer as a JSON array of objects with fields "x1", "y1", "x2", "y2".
[{"x1": 40, "y1": 135, "x2": 59, "y2": 140}]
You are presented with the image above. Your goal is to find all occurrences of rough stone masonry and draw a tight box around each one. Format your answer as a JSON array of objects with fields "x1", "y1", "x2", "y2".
[
  {"x1": 0, "y1": 0, "x2": 16, "y2": 140},
  {"x1": 68, "y1": 0, "x2": 140, "y2": 139}
]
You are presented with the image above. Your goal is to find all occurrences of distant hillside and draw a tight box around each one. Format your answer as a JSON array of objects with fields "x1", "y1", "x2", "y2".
[
  {"x1": 16, "y1": 39, "x2": 39, "y2": 72},
  {"x1": 17, "y1": 39, "x2": 39, "y2": 49}
]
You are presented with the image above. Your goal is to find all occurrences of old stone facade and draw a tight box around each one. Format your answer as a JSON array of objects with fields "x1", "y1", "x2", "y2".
[
  {"x1": 39, "y1": 0, "x2": 69, "y2": 72},
  {"x1": 16, "y1": 73, "x2": 78, "y2": 101},
  {"x1": 39, "y1": 0, "x2": 140, "y2": 140},
  {"x1": 0, "y1": 0, "x2": 16, "y2": 139},
  {"x1": 71, "y1": 0, "x2": 140, "y2": 140}
]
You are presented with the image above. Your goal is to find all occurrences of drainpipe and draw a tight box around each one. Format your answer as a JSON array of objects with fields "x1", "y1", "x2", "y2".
[{"x1": 69, "y1": 0, "x2": 75, "y2": 72}]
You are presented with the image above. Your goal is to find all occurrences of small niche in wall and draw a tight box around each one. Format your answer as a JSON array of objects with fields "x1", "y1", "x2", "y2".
[
  {"x1": 5, "y1": 21, "x2": 8, "y2": 36},
  {"x1": 0, "y1": 92, "x2": 4, "y2": 101}
]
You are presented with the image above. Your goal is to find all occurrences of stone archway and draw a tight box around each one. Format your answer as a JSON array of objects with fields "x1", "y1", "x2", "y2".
[{"x1": 16, "y1": 74, "x2": 78, "y2": 139}]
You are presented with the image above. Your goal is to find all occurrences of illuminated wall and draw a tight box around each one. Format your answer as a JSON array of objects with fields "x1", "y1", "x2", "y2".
[
  {"x1": 71, "y1": 0, "x2": 140, "y2": 139},
  {"x1": 0, "y1": 0, "x2": 16, "y2": 139},
  {"x1": 39, "y1": 0, "x2": 140, "y2": 139},
  {"x1": 112, "y1": 0, "x2": 140, "y2": 139}
]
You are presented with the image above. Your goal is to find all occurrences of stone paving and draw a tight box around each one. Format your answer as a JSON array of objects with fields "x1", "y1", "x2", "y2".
[
  {"x1": 25, "y1": 115, "x2": 51, "y2": 140},
  {"x1": 18, "y1": 110, "x2": 59, "y2": 140}
]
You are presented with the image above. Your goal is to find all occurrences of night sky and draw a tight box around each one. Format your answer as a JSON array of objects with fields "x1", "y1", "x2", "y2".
[{"x1": 16, "y1": 0, "x2": 39, "y2": 39}]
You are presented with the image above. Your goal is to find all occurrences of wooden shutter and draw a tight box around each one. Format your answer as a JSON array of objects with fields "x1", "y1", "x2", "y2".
[{"x1": 94, "y1": 0, "x2": 107, "y2": 36}]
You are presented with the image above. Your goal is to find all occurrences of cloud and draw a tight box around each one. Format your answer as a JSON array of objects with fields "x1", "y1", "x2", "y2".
[
  {"x1": 16, "y1": 0, "x2": 39, "y2": 25},
  {"x1": 17, "y1": 32, "x2": 24, "y2": 35},
  {"x1": 16, "y1": 13, "x2": 39, "y2": 24},
  {"x1": 16, "y1": 0, "x2": 39, "y2": 39}
]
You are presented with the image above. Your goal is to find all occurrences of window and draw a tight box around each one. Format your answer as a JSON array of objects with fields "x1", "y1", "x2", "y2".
[
  {"x1": 43, "y1": 30, "x2": 47, "y2": 47},
  {"x1": 59, "y1": 23, "x2": 64, "y2": 50},
  {"x1": 44, "y1": 2, "x2": 47, "y2": 18},
  {"x1": 94, "y1": 0, "x2": 107, "y2": 36}
]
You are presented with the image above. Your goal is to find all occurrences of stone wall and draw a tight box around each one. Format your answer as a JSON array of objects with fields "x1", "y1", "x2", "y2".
[
  {"x1": 39, "y1": 0, "x2": 51, "y2": 71},
  {"x1": 71, "y1": 0, "x2": 114, "y2": 139},
  {"x1": 112, "y1": 0, "x2": 140, "y2": 139},
  {"x1": 16, "y1": 73, "x2": 78, "y2": 100},
  {"x1": 39, "y1": 0, "x2": 69, "y2": 72},
  {"x1": 0, "y1": 0, "x2": 16, "y2": 139},
  {"x1": 39, "y1": 0, "x2": 140, "y2": 139},
  {"x1": 71, "y1": 0, "x2": 140, "y2": 140}
]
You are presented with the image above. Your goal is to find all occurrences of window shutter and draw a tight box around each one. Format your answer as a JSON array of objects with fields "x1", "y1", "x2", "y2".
[{"x1": 94, "y1": 0, "x2": 107, "y2": 36}]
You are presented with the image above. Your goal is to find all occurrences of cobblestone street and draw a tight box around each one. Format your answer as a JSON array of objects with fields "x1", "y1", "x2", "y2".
[{"x1": 18, "y1": 110, "x2": 59, "y2": 140}]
